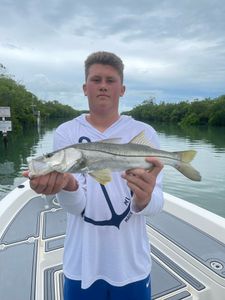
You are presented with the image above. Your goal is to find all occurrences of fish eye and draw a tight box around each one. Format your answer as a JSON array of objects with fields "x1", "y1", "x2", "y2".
[{"x1": 45, "y1": 152, "x2": 54, "y2": 158}]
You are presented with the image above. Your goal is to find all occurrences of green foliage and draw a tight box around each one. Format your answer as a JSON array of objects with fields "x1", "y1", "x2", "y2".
[
  {"x1": 1, "y1": 66, "x2": 224, "y2": 131},
  {"x1": 208, "y1": 95, "x2": 225, "y2": 126},
  {"x1": 0, "y1": 74, "x2": 80, "y2": 132},
  {"x1": 180, "y1": 112, "x2": 199, "y2": 126},
  {"x1": 124, "y1": 95, "x2": 225, "y2": 127}
]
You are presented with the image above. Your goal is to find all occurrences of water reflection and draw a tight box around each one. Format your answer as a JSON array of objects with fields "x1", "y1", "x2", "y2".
[
  {"x1": 154, "y1": 123, "x2": 225, "y2": 152},
  {"x1": 0, "y1": 120, "x2": 225, "y2": 218},
  {"x1": 152, "y1": 123, "x2": 225, "y2": 218},
  {"x1": 0, "y1": 161, "x2": 15, "y2": 185},
  {"x1": 0, "y1": 119, "x2": 65, "y2": 195}
]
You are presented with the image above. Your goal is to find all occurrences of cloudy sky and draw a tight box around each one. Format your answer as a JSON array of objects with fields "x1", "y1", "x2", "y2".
[{"x1": 0, "y1": 0, "x2": 224, "y2": 112}]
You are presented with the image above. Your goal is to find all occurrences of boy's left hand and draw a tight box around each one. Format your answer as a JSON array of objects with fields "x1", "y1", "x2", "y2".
[{"x1": 122, "y1": 157, "x2": 163, "y2": 211}]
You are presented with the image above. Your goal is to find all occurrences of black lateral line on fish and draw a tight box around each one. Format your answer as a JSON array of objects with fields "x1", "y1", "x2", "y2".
[{"x1": 78, "y1": 144, "x2": 174, "y2": 157}]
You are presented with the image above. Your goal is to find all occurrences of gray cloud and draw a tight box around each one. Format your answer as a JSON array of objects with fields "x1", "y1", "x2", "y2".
[{"x1": 0, "y1": 0, "x2": 225, "y2": 111}]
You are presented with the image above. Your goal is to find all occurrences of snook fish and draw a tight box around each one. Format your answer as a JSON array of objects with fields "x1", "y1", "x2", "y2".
[{"x1": 27, "y1": 131, "x2": 201, "y2": 185}]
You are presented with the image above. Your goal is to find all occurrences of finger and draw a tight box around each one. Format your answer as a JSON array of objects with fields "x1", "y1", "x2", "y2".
[
  {"x1": 127, "y1": 181, "x2": 148, "y2": 198},
  {"x1": 126, "y1": 179, "x2": 151, "y2": 207},
  {"x1": 45, "y1": 172, "x2": 65, "y2": 194},
  {"x1": 125, "y1": 169, "x2": 150, "y2": 182},
  {"x1": 126, "y1": 168, "x2": 146, "y2": 176},
  {"x1": 125, "y1": 168, "x2": 153, "y2": 184},
  {"x1": 39, "y1": 173, "x2": 55, "y2": 195},
  {"x1": 123, "y1": 172, "x2": 151, "y2": 192},
  {"x1": 29, "y1": 174, "x2": 53, "y2": 194},
  {"x1": 145, "y1": 157, "x2": 164, "y2": 170},
  {"x1": 29, "y1": 176, "x2": 46, "y2": 194},
  {"x1": 39, "y1": 172, "x2": 63, "y2": 195},
  {"x1": 22, "y1": 170, "x2": 30, "y2": 178}
]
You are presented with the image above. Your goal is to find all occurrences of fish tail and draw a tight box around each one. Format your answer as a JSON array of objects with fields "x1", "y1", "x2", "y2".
[
  {"x1": 176, "y1": 150, "x2": 197, "y2": 163},
  {"x1": 174, "y1": 162, "x2": 202, "y2": 181},
  {"x1": 172, "y1": 150, "x2": 201, "y2": 181}
]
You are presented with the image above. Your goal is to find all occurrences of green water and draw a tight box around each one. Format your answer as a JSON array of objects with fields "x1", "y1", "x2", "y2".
[{"x1": 1, "y1": 120, "x2": 225, "y2": 218}]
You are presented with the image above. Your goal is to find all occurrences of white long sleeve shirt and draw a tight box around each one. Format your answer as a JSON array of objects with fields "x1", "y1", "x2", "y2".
[{"x1": 55, "y1": 114, "x2": 164, "y2": 289}]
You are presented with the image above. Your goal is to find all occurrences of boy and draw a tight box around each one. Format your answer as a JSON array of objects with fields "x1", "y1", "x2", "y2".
[{"x1": 28, "y1": 51, "x2": 164, "y2": 300}]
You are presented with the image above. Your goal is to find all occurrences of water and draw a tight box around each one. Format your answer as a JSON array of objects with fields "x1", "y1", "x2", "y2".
[
  {"x1": 1, "y1": 120, "x2": 225, "y2": 218},
  {"x1": 156, "y1": 124, "x2": 225, "y2": 217},
  {"x1": 0, "y1": 120, "x2": 60, "y2": 198}
]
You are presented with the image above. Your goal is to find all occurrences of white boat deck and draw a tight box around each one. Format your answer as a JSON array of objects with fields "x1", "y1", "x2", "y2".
[{"x1": 0, "y1": 180, "x2": 225, "y2": 299}]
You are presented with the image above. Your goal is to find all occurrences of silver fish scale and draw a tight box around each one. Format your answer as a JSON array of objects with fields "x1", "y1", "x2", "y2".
[
  {"x1": 72, "y1": 142, "x2": 175, "y2": 159},
  {"x1": 28, "y1": 132, "x2": 201, "y2": 181}
]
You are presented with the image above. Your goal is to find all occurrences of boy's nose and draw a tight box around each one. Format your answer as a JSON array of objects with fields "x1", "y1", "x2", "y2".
[{"x1": 99, "y1": 86, "x2": 107, "y2": 91}]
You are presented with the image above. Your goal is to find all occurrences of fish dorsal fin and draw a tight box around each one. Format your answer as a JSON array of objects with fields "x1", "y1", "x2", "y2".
[
  {"x1": 89, "y1": 169, "x2": 112, "y2": 185},
  {"x1": 98, "y1": 138, "x2": 122, "y2": 144},
  {"x1": 129, "y1": 130, "x2": 155, "y2": 148}
]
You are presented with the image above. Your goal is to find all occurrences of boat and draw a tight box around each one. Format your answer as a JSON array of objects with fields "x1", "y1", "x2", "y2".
[{"x1": 0, "y1": 180, "x2": 225, "y2": 299}]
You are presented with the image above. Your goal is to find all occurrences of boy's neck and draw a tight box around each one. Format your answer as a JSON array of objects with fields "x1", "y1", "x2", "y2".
[{"x1": 86, "y1": 112, "x2": 120, "y2": 132}]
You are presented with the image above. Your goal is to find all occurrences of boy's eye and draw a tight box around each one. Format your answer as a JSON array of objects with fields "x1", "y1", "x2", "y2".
[
  {"x1": 90, "y1": 77, "x2": 116, "y2": 83},
  {"x1": 107, "y1": 78, "x2": 114, "y2": 83},
  {"x1": 92, "y1": 78, "x2": 99, "y2": 82}
]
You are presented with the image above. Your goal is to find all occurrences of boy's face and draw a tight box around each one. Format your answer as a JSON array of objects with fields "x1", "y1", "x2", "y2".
[{"x1": 83, "y1": 64, "x2": 125, "y2": 115}]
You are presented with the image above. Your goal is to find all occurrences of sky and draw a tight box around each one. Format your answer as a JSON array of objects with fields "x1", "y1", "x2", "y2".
[{"x1": 0, "y1": 0, "x2": 225, "y2": 112}]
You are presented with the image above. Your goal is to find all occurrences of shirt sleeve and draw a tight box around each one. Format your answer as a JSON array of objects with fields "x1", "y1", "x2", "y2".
[
  {"x1": 53, "y1": 124, "x2": 87, "y2": 215},
  {"x1": 56, "y1": 184, "x2": 87, "y2": 216}
]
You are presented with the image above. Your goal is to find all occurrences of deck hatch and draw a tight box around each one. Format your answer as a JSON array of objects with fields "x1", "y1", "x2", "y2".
[
  {"x1": 151, "y1": 245, "x2": 205, "y2": 291},
  {"x1": 165, "y1": 290, "x2": 191, "y2": 299},
  {"x1": 151, "y1": 257, "x2": 186, "y2": 299},
  {"x1": 147, "y1": 211, "x2": 225, "y2": 278},
  {"x1": 45, "y1": 237, "x2": 65, "y2": 252},
  {"x1": 0, "y1": 241, "x2": 37, "y2": 300},
  {"x1": 0, "y1": 195, "x2": 57, "y2": 245},
  {"x1": 42, "y1": 209, "x2": 67, "y2": 240}
]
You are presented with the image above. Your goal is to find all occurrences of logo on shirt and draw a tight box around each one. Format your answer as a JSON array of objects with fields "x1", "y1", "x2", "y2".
[{"x1": 79, "y1": 136, "x2": 133, "y2": 228}]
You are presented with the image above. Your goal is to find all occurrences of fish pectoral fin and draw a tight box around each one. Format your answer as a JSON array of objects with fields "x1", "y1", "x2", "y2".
[
  {"x1": 129, "y1": 130, "x2": 156, "y2": 148},
  {"x1": 89, "y1": 169, "x2": 112, "y2": 185}
]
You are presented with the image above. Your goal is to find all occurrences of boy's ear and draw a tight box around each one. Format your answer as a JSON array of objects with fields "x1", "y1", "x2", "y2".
[
  {"x1": 120, "y1": 85, "x2": 126, "y2": 96},
  {"x1": 83, "y1": 83, "x2": 87, "y2": 96}
]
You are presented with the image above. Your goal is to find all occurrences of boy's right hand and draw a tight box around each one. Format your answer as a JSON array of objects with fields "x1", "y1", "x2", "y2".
[{"x1": 23, "y1": 171, "x2": 79, "y2": 195}]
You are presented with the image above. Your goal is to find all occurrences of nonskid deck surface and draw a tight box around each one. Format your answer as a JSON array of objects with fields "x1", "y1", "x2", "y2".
[
  {"x1": 0, "y1": 185, "x2": 225, "y2": 299},
  {"x1": 147, "y1": 211, "x2": 225, "y2": 280},
  {"x1": 0, "y1": 192, "x2": 66, "y2": 300}
]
